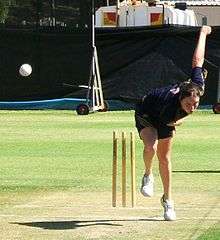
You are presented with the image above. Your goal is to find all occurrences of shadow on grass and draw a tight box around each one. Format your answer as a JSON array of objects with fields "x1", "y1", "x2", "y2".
[
  {"x1": 172, "y1": 170, "x2": 220, "y2": 173},
  {"x1": 11, "y1": 218, "x2": 163, "y2": 230}
]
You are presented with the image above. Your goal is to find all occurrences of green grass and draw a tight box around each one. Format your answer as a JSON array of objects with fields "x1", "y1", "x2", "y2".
[
  {"x1": 0, "y1": 110, "x2": 134, "y2": 193},
  {"x1": 197, "y1": 224, "x2": 220, "y2": 240},
  {"x1": 0, "y1": 110, "x2": 219, "y2": 194},
  {"x1": 0, "y1": 110, "x2": 219, "y2": 240}
]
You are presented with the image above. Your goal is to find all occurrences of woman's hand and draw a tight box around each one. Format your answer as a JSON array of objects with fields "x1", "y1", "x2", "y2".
[
  {"x1": 167, "y1": 119, "x2": 184, "y2": 127},
  {"x1": 201, "y1": 26, "x2": 212, "y2": 36}
]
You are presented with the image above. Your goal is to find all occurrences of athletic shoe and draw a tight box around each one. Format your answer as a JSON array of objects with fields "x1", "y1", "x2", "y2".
[
  {"x1": 160, "y1": 195, "x2": 176, "y2": 221},
  {"x1": 140, "y1": 173, "x2": 154, "y2": 197}
]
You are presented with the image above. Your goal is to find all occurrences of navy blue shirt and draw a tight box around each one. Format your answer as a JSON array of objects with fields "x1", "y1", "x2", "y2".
[{"x1": 137, "y1": 67, "x2": 205, "y2": 125}]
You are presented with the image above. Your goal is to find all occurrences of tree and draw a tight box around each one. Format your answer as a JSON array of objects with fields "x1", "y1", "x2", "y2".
[{"x1": 0, "y1": 0, "x2": 8, "y2": 23}]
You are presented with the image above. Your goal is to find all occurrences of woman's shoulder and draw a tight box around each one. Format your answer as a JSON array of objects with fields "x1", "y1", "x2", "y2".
[{"x1": 147, "y1": 84, "x2": 180, "y2": 99}]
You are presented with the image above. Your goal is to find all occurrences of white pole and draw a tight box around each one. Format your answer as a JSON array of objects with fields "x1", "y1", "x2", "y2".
[
  {"x1": 91, "y1": 0, "x2": 104, "y2": 111},
  {"x1": 106, "y1": 0, "x2": 109, "y2": 6},
  {"x1": 92, "y1": 0, "x2": 95, "y2": 109},
  {"x1": 116, "y1": 0, "x2": 120, "y2": 26}
]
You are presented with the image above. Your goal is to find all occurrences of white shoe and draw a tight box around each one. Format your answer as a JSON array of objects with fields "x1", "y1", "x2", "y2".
[
  {"x1": 140, "y1": 174, "x2": 154, "y2": 197},
  {"x1": 161, "y1": 195, "x2": 176, "y2": 221}
]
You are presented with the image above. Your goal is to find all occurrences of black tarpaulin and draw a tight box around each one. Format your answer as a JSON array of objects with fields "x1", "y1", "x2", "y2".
[
  {"x1": 93, "y1": 25, "x2": 220, "y2": 105},
  {"x1": 0, "y1": 24, "x2": 220, "y2": 104}
]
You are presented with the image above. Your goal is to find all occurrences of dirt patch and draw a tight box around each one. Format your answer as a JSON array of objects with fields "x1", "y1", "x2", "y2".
[{"x1": 0, "y1": 191, "x2": 219, "y2": 240}]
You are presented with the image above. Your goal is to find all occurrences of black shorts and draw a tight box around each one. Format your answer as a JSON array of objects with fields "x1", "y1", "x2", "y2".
[{"x1": 135, "y1": 112, "x2": 175, "y2": 140}]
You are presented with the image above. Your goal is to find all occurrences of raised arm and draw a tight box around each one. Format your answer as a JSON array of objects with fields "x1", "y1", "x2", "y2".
[{"x1": 192, "y1": 26, "x2": 212, "y2": 68}]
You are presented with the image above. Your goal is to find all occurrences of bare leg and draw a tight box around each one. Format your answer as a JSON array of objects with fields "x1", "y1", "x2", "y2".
[
  {"x1": 140, "y1": 127, "x2": 158, "y2": 175},
  {"x1": 156, "y1": 137, "x2": 173, "y2": 200}
]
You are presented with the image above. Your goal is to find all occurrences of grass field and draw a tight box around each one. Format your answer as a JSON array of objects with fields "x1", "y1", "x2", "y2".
[{"x1": 0, "y1": 110, "x2": 219, "y2": 240}]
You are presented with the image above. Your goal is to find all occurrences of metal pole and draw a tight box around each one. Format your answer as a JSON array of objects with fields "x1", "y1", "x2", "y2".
[
  {"x1": 116, "y1": 0, "x2": 120, "y2": 27},
  {"x1": 50, "y1": 0, "x2": 56, "y2": 26},
  {"x1": 92, "y1": 0, "x2": 95, "y2": 48},
  {"x1": 91, "y1": 0, "x2": 95, "y2": 109}
]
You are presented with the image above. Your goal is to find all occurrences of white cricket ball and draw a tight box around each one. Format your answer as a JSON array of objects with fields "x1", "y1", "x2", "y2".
[{"x1": 19, "y1": 64, "x2": 32, "y2": 77}]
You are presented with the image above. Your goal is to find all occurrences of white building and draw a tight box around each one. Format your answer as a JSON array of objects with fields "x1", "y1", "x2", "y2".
[
  {"x1": 96, "y1": 0, "x2": 220, "y2": 27},
  {"x1": 162, "y1": 1, "x2": 220, "y2": 25}
]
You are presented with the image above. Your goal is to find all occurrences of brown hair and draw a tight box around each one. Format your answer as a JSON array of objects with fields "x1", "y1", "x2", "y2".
[
  {"x1": 179, "y1": 81, "x2": 203, "y2": 100},
  {"x1": 179, "y1": 68, "x2": 207, "y2": 100}
]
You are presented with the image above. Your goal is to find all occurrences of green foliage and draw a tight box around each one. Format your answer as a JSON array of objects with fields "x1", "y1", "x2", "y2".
[{"x1": 0, "y1": 0, "x2": 8, "y2": 23}]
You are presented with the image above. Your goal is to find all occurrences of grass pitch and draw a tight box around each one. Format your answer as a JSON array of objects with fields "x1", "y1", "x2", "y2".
[{"x1": 0, "y1": 110, "x2": 219, "y2": 240}]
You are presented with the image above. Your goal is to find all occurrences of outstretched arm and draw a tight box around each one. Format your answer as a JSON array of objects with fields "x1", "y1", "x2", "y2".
[{"x1": 192, "y1": 26, "x2": 212, "y2": 68}]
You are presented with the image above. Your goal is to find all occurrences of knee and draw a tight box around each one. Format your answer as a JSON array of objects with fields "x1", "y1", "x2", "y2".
[
  {"x1": 158, "y1": 155, "x2": 171, "y2": 166},
  {"x1": 144, "y1": 144, "x2": 157, "y2": 156}
]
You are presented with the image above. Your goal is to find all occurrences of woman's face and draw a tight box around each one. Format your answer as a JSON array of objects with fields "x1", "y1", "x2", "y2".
[{"x1": 180, "y1": 95, "x2": 200, "y2": 114}]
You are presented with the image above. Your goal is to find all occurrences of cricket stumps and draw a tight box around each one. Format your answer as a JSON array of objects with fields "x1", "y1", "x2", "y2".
[{"x1": 112, "y1": 131, "x2": 136, "y2": 208}]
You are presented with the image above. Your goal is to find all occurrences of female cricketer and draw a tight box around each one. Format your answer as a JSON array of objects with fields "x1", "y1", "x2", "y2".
[{"x1": 135, "y1": 26, "x2": 212, "y2": 221}]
